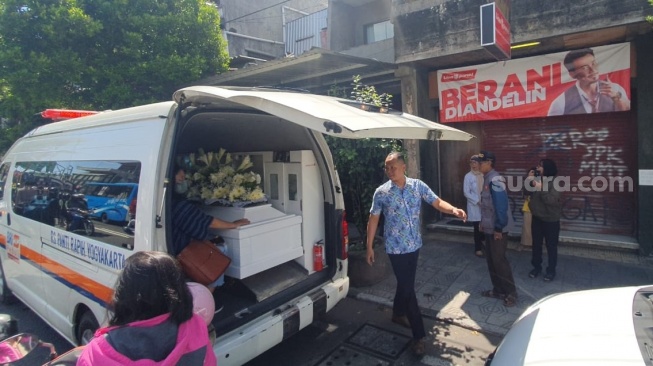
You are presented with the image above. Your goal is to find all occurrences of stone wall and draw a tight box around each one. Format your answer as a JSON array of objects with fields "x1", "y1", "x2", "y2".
[{"x1": 393, "y1": 0, "x2": 653, "y2": 64}]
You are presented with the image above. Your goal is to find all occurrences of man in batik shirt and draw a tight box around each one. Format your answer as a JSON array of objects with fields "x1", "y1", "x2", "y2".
[{"x1": 366, "y1": 152, "x2": 466, "y2": 355}]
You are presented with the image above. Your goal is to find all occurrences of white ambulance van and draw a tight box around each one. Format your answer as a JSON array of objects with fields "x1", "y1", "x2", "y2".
[{"x1": 0, "y1": 86, "x2": 472, "y2": 365}]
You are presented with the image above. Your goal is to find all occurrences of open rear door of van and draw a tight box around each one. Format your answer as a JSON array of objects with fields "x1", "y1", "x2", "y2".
[{"x1": 174, "y1": 86, "x2": 474, "y2": 141}]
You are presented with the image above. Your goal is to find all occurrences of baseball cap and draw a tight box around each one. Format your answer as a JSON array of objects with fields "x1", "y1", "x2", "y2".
[
  {"x1": 478, "y1": 151, "x2": 496, "y2": 162},
  {"x1": 470, "y1": 155, "x2": 482, "y2": 162}
]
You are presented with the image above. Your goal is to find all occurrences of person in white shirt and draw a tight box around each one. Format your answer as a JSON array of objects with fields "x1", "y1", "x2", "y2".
[
  {"x1": 463, "y1": 155, "x2": 485, "y2": 257},
  {"x1": 547, "y1": 48, "x2": 630, "y2": 116}
]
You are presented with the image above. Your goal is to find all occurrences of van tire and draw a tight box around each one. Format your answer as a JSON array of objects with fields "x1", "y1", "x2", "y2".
[
  {"x1": 77, "y1": 311, "x2": 99, "y2": 345},
  {"x1": 100, "y1": 213, "x2": 109, "y2": 224},
  {"x1": 0, "y1": 260, "x2": 15, "y2": 305}
]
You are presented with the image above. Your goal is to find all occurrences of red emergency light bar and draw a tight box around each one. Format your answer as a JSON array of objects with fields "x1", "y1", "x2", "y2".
[{"x1": 41, "y1": 109, "x2": 99, "y2": 120}]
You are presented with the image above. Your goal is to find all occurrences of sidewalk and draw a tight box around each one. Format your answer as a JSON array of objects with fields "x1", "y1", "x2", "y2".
[{"x1": 348, "y1": 230, "x2": 653, "y2": 337}]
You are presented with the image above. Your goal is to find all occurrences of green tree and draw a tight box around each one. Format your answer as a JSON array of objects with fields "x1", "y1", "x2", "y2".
[
  {"x1": 326, "y1": 76, "x2": 402, "y2": 245},
  {"x1": 0, "y1": 0, "x2": 228, "y2": 152}
]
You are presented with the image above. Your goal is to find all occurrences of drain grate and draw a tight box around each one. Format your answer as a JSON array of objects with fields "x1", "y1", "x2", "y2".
[
  {"x1": 314, "y1": 345, "x2": 391, "y2": 366},
  {"x1": 345, "y1": 324, "x2": 411, "y2": 360}
]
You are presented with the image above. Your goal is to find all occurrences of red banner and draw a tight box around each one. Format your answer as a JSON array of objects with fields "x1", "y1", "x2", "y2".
[{"x1": 437, "y1": 43, "x2": 631, "y2": 123}]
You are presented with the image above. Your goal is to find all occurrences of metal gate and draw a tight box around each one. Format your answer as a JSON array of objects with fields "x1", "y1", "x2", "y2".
[{"x1": 482, "y1": 111, "x2": 637, "y2": 236}]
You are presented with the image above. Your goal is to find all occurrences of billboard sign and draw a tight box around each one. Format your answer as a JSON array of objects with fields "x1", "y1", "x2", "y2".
[{"x1": 437, "y1": 43, "x2": 631, "y2": 123}]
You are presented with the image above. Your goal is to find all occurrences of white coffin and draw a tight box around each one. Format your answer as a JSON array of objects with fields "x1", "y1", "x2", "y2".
[{"x1": 200, "y1": 204, "x2": 303, "y2": 279}]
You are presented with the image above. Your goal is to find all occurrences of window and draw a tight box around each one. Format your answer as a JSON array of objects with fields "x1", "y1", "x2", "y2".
[
  {"x1": 270, "y1": 174, "x2": 279, "y2": 200},
  {"x1": 288, "y1": 174, "x2": 298, "y2": 201},
  {"x1": 11, "y1": 160, "x2": 140, "y2": 249},
  {"x1": 364, "y1": 20, "x2": 394, "y2": 44},
  {"x1": 0, "y1": 163, "x2": 9, "y2": 200}
]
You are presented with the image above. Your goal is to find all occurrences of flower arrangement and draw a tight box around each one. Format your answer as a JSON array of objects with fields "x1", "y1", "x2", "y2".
[{"x1": 177, "y1": 148, "x2": 267, "y2": 207}]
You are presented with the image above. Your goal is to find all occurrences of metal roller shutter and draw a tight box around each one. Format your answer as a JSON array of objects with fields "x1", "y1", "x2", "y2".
[{"x1": 482, "y1": 112, "x2": 637, "y2": 236}]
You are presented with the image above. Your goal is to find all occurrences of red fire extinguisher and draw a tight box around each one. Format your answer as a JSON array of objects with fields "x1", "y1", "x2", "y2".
[{"x1": 313, "y1": 241, "x2": 324, "y2": 272}]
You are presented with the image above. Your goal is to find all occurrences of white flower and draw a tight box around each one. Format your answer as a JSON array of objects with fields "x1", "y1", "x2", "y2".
[
  {"x1": 197, "y1": 150, "x2": 209, "y2": 166},
  {"x1": 242, "y1": 172, "x2": 256, "y2": 183},
  {"x1": 213, "y1": 186, "x2": 229, "y2": 199},
  {"x1": 237, "y1": 156, "x2": 253, "y2": 172},
  {"x1": 246, "y1": 188, "x2": 265, "y2": 201},
  {"x1": 232, "y1": 174, "x2": 245, "y2": 186},
  {"x1": 228, "y1": 186, "x2": 246, "y2": 202},
  {"x1": 209, "y1": 172, "x2": 225, "y2": 185},
  {"x1": 216, "y1": 148, "x2": 226, "y2": 163},
  {"x1": 220, "y1": 166, "x2": 235, "y2": 176},
  {"x1": 206, "y1": 151, "x2": 214, "y2": 166},
  {"x1": 179, "y1": 148, "x2": 268, "y2": 206}
]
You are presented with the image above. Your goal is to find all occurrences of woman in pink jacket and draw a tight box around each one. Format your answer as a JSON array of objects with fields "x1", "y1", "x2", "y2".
[{"x1": 78, "y1": 251, "x2": 217, "y2": 366}]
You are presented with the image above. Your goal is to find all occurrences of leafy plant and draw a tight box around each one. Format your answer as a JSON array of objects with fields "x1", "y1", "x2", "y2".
[
  {"x1": 0, "y1": 0, "x2": 229, "y2": 154},
  {"x1": 326, "y1": 76, "x2": 402, "y2": 247}
]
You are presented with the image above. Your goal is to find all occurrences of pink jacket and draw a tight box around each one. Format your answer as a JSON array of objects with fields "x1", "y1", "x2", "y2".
[{"x1": 77, "y1": 313, "x2": 216, "y2": 366}]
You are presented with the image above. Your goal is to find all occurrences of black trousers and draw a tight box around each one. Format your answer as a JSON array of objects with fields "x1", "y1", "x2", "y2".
[
  {"x1": 531, "y1": 216, "x2": 560, "y2": 275},
  {"x1": 388, "y1": 249, "x2": 425, "y2": 340},
  {"x1": 472, "y1": 222, "x2": 484, "y2": 251},
  {"x1": 484, "y1": 233, "x2": 517, "y2": 297}
]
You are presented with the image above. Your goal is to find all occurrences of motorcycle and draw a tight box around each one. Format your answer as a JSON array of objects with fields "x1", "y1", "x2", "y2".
[
  {"x1": 64, "y1": 207, "x2": 94, "y2": 236},
  {"x1": 0, "y1": 333, "x2": 83, "y2": 365}
]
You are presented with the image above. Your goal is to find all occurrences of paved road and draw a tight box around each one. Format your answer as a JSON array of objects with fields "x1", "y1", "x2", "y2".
[
  {"x1": 246, "y1": 296, "x2": 501, "y2": 366},
  {"x1": 352, "y1": 232, "x2": 653, "y2": 336},
  {"x1": 1, "y1": 293, "x2": 500, "y2": 366}
]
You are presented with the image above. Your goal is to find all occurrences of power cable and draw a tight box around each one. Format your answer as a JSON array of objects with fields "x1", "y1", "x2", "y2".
[{"x1": 223, "y1": 0, "x2": 293, "y2": 24}]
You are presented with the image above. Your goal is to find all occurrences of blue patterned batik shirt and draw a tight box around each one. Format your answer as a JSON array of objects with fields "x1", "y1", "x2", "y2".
[{"x1": 370, "y1": 178, "x2": 438, "y2": 254}]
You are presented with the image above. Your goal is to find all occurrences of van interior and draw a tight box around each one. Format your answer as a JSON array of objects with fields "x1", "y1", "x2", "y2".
[{"x1": 172, "y1": 108, "x2": 341, "y2": 336}]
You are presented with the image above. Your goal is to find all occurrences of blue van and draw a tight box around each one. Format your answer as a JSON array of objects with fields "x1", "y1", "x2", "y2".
[{"x1": 80, "y1": 182, "x2": 138, "y2": 223}]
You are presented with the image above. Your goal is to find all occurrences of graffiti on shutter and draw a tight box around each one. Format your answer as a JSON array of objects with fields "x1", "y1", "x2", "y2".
[{"x1": 482, "y1": 112, "x2": 636, "y2": 236}]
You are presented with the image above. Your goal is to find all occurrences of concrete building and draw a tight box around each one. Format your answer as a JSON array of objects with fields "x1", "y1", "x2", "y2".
[
  {"x1": 202, "y1": 0, "x2": 653, "y2": 254},
  {"x1": 217, "y1": 0, "x2": 328, "y2": 67},
  {"x1": 390, "y1": 0, "x2": 652, "y2": 253}
]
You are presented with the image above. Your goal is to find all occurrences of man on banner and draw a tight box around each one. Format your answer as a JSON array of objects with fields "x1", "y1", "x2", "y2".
[{"x1": 547, "y1": 48, "x2": 631, "y2": 116}]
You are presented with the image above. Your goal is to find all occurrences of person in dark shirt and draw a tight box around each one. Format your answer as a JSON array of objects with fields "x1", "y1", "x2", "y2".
[
  {"x1": 172, "y1": 168, "x2": 250, "y2": 301},
  {"x1": 171, "y1": 168, "x2": 250, "y2": 255}
]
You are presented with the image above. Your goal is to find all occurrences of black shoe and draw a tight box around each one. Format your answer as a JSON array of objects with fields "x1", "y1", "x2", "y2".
[
  {"x1": 411, "y1": 338, "x2": 426, "y2": 355},
  {"x1": 528, "y1": 269, "x2": 541, "y2": 278},
  {"x1": 543, "y1": 273, "x2": 555, "y2": 282}
]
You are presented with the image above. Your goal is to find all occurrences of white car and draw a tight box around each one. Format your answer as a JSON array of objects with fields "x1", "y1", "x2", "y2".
[{"x1": 486, "y1": 285, "x2": 651, "y2": 365}]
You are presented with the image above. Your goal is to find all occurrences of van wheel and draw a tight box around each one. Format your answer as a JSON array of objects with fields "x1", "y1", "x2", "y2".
[
  {"x1": 77, "y1": 311, "x2": 99, "y2": 345},
  {"x1": 0, "y1": 260, "x2": 15, "y2": 305},
  {"x1": 100, "y1": 213, "x2": 109, "y2": 224}
]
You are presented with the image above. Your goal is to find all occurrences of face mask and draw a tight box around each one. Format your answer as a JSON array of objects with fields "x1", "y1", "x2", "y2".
[{"x1": 175, "y1": 181, "x2": 188, "y2": 195}]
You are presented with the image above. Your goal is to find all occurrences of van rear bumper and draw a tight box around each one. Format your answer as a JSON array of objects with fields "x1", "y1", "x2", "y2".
[{"x1": 214, "y1": 276, "x2": 349, "y2": 366}]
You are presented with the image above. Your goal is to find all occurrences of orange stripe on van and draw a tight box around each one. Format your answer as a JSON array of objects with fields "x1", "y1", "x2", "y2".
[
  {"x1": 0, "y1": 234, "x2": 5, "y2": 246},
  {"x1": 20, "y1": 245, "x2": 113, "y2": 306}
]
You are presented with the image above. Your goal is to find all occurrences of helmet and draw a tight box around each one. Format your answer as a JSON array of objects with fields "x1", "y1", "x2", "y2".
[{"x1": 187, "y1": 282, "x2": 214, "y2": 325}]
